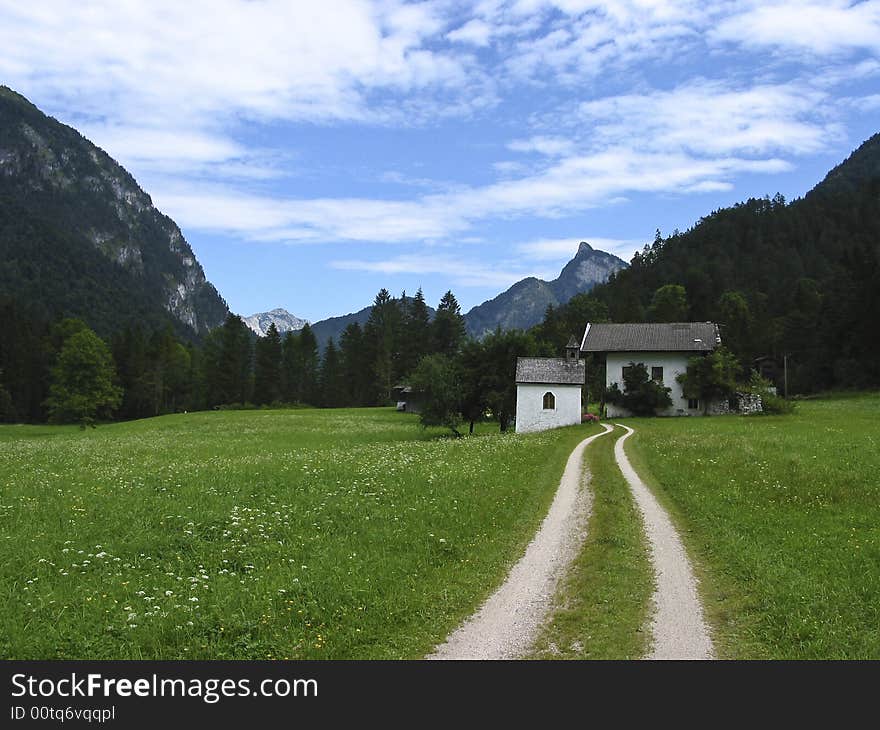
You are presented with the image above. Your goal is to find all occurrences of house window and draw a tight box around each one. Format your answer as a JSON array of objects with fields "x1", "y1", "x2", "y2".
[
  {"x1": 688, "y1": 398, "x2": 700, "y2": 410},
  {"x1": 651, "y1": 366, "x2": 664, "y2": 382},
  {"x1": 542, "y1": 392, "x2": 556, "y2": 410},
  {"x1": 622, "y1": 365, "x2": 632, "y2": 381}
]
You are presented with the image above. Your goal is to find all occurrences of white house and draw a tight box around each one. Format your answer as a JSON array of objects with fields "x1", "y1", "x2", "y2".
[
  {"x1": 515, "y1": 338, "x2": 585, "y2": 433},
  {"x1": 581, "y1": 322, "x2": 721, "y2": 417}
]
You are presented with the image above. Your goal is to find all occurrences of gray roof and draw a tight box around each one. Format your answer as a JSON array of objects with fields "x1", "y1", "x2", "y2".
[
  {"x1": 581, "y1": 322, "x2": 720, "y2": 352},
  {"x1": 516, "y1": 357, "x2": 585, "y2": 385}
]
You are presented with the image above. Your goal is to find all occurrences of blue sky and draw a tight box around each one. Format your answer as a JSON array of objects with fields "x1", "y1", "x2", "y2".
[{"x1": 2, "y1": 0, "x2": 879, "y2": 321}]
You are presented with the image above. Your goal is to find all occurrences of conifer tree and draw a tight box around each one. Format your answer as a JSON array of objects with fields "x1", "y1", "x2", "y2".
[
  {"x1": 319, "y1": 339, "x2": 345, "y2": 407},
  {"x1": 214, "y1": 314, "x2": 252, "y2": 405},
  {"x1": 364, "y1": 288, "x2": 400, "y2": 404},
  {"x1": 400, "y1": 287, "x2": 431, "y2": 376},
  {"x1": 339, "y1": 322, "x2": 368, "y2": 406},
  {"x1": 281, "y1": 330, "x2": 301, "y2": 402},
  {"x1": 432, "y1": 290, "x2": 466, "y2": 358},
  {"x1": 253, "y1": 322, "x2": 283, "y2": 405},
  {"x1": 297, "y1": 323, "x2": 320, "y2": 405}
]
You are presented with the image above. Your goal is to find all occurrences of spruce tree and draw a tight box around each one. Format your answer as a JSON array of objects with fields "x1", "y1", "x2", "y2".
[
  {"x1": 432, "y1": 290, "x2": 466, "y2": 358},
  {"x1": 401, "y1": 287, "x2": 431, "y2": 376},
  {"x1": 215, "y1": 314, "x2": 252, "y2": 405},
  {"x1": 253, "y1": 323, "x2": 283, "y2": 405},
  {"x1": 364, "y1": 288, "x2": 400, "y2": 405},
  {"x1": 281, "y1": 330, "x2": 301, "y2": 402},
  {"x1": 297, "y1": 323, "x2": 320, "y2": 405},
  {"x1": 339, "y1": 322, "x2": 367, "y2": 406},
  {"x1": 319, "y1": 339, "x2": 345, "y2": 407}
]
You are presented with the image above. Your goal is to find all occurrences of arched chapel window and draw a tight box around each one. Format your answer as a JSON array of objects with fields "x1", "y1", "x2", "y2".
[{"x1": 542, "y1": 391, "x2": 555, "y2": 410}]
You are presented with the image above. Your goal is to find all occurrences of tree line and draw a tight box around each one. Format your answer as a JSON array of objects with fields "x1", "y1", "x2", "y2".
[{"x1": 1, "y1": 288, "x2": 559, "y2": 428}]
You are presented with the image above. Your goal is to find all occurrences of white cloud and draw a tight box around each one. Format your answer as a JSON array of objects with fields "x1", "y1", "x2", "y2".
[
  {"x1": 576, "y1": 79, "x2": 839, "y2": 156},
  {"x1": 516, "y1": 236, "x2": 645, "y2": 260},
  {"x1": 331, "y1": 253, "x2": 553, "y2": 288},
  {"x1": 447, "y1": 19, "x2": 493, "y2": 46},
  {"x1": 499, "y1": 0, "x2": 711, "y2": 82},
  {"x1": 151, "y1": 145, "x2": 791, "y2": 246},
  {"x1": 0, "y1": 1, "x2": 492, "y2": 160},
  {"x1": 508, "y1": 136, "x2": 575, "y2": 156},
  {"x1": 713, "y1": 1, "x2": 880, "y2": 55},
  {"x1": 2, "y1": 0, "x2": 872, "y2": 268}
]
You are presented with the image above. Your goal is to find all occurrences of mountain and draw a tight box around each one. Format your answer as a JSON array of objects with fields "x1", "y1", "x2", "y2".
[
  {"x1": 243, "y1": 308, "x2": 308, "y2": 336},
  {"x1": 0, "y1": 86, "x2": 228, "y2": 339},
  {"x1": 310, "y1": 305, "x2": 374, "y2": 351},
  {"x1": 463, "y1": 241, "x2": 627, "y2": 338}
]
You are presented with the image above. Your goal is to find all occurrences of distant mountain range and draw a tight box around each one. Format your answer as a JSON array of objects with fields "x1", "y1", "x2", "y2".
[
  {"x1": 246, "y1": 241, "x2": 628, "y2": 347},
  {"x1": 462, "y1": 241, "x2": 627, "y2": 338},
  {"x1": 0, "y1": 86, "x2": 229, "y2": 339},
  {"x1": 243, "y1": 308, "x2": 308, "y2": 336}
]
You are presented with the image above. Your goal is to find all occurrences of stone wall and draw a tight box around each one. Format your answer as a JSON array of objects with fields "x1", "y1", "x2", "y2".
[{"x1": 736, "y1": 392, "x2": 763, "y2": 415}]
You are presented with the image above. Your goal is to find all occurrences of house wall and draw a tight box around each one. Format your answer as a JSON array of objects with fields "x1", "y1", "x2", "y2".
[
  {"x1": 515, "y1": 384, "x2": 582, "y2": 433},
  {"x1": 605, "y1": 351, "x2": 700, "y2": 417}
]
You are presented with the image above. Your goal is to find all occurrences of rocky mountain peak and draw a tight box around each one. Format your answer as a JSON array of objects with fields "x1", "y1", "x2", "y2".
[
  {"x1": 243, "y1": 308, "x2": 309, "y2": 337},
  {"x1": 463, "y1": 241, "x2": 627, "y2": 338}
]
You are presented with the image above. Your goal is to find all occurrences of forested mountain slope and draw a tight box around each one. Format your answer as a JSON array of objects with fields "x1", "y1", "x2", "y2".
[
  {"x1": 572, "y1": 133, "x2": 880, "y2": 392},
  {"x1": 0, "y1": 86, "x2": 228, "y2": 340}
]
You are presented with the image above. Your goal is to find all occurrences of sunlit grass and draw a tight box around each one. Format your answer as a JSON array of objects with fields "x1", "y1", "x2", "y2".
[
  {"x1": 623, "y1": 393, "x2": 880, "y2": 659},
  {"x1": 0, "y1": 408, "x2": 598, "y2": 659}
]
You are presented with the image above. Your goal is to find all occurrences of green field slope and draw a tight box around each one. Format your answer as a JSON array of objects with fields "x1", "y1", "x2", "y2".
[
  {"x1": 0, "y1": 409, "x2": 598, "y2": 659},
  {"x1": 624, "y1": 393, "x2": 880, "y2": 659}
]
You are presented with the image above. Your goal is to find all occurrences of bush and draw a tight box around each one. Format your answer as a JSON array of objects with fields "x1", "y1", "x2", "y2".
[
  {"x1": 744, "y1": 371, "x2": 796, "y2": 415},
  {"x1": 761, "y1": 391, "x2": 796, "y2": 415},
  {"x1": 582, "y1": 412, "x2": 600, "y2": 423},
  {"x1": 605, "y1": 363, "x2": 672, "y2": 416},
  {"x1": 677, "y1": 346, "x2": 740, "y2": 413}
]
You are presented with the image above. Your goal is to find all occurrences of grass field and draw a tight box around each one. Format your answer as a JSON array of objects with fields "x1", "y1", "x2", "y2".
[
  {"x1": 0, "y1": 408, "x2": 599, "y2": 659},
  {"x1": 624, "y1": 393, "x2": 880, "y2": 659}
]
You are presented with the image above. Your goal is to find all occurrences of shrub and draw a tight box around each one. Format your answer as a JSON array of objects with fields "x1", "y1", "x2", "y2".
[
  {"x1": 677, "y1": 346, "x2": 740, "y2": 414},
  {"x1": 744, "y1": 371, "x2": 796, "y2": 415},
  {"x1": 605, "y1": 363, "x2": 672, "y2": 416},
  {"x1": 761, "y1": 392, "x2": 796, "y2": 414},
  {"x1": 582, "y1": 413, "x2": 600, "y2": 423}
]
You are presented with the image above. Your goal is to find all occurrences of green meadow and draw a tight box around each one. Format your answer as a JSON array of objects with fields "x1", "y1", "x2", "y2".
[
  {"x1": 623, "y1": 393, "x2": 880, "y2": 659},
  {"x1": 3, "y1": 394, "x2": 878, "y2": 661},
  {"x1": 0, "y1": 409, "x2": 598, "y2": 659}
]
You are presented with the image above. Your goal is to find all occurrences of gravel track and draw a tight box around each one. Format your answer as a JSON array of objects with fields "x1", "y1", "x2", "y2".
[
  {"x1": 428, "y1": 423, "x2": 614, "y2": 660},
  {"x1": 614, "y1": 424, "x2": 714, "y2": 660}
]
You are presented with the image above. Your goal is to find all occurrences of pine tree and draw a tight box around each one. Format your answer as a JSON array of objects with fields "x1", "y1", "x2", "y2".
[
  {"x1": 432, "y1": 290, "x2": 466, "y2": 358},
  {"x1": 400, "y1": 287, "x2": 431, "y2": 376},
  {"x1": 214, "y1": 314, "x2": 252, "y2": 405},
  {"x1": 339, "y1": 322, "x2": 367, "y2": 406},
  {"x1": 364, "y1": 288, "x2": 400, "y2": 404},
  {"x1": 281, "y1": 330, "x2": 301, "y2": 403},
  {"x1": 319, "y1": 339, "x2": 345, "y2": 407},
  {"x1": 297, "y1": 323, "x2": 320, "y2": 405},
  {"x1": 253, "y1": 323, "x2": 283, "y2": 405},
  {"x1": 0, "y1": 298, "x2": 51, "y2": 423},
  {"x1": 113, "y1": 325, "x2": 149, "y2": 419}
]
